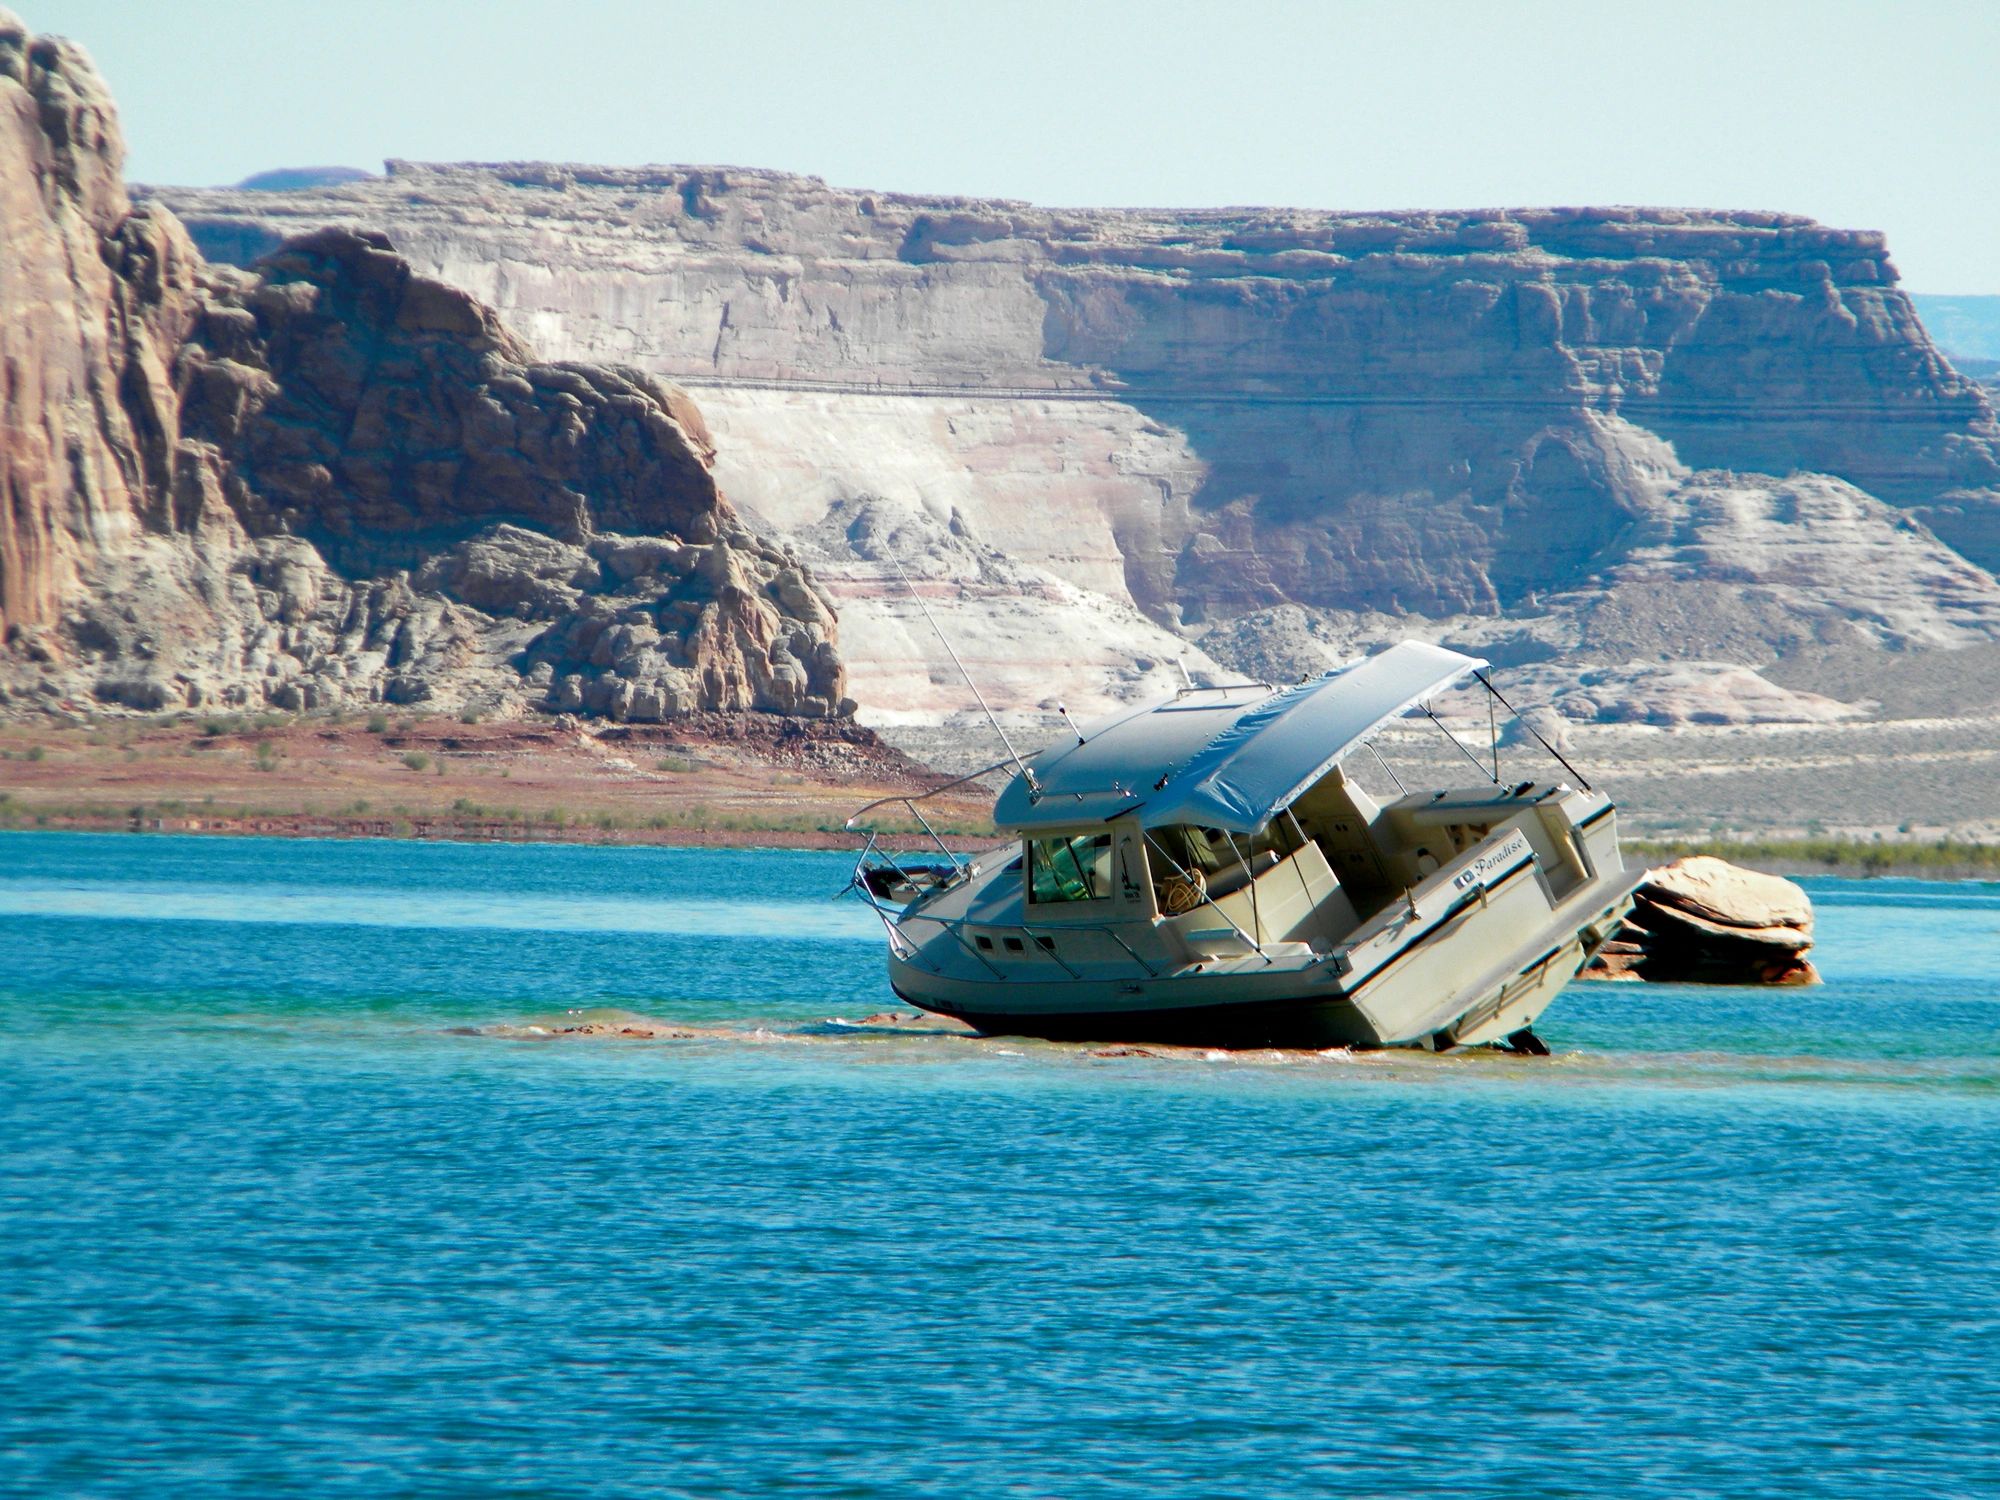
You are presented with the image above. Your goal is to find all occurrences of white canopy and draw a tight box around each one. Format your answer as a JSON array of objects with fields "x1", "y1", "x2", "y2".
[{"x1": 993, "y1": 641, "x2": 1488, "y2": 834}]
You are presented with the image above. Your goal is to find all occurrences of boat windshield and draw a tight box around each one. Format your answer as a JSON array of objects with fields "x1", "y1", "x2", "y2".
[{"x1": 1027, "y1": 833, "x2": 1112, "y2": 904}]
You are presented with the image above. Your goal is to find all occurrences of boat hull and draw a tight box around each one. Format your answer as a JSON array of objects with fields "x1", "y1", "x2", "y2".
[{"x1": 891, "y1": 884, "x2": 1634, "y2": 1051}]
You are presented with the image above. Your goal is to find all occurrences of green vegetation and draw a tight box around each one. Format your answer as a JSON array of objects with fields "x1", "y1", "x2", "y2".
[
  {"x1": 366, "y1": 713, "x2": 390, "y2": 735},
  {"x1": 654, "y1": 755, "x2": 700, "y2": 774},
  {"x1": 197, "y1": 712, "x2": 291, "y2": 738},
  {"x1": 1628, "y1": 837, "x2": 2000, "y2": 878},
  {"x1": 26, "y1": 745, "x2": 45, "y2": 762},
  {"x1": 401, "y1": 751, "x2": 431, "y2": 772},
  {"x1": 252, "y1": 739, "x2": 281, "y2": 773}
]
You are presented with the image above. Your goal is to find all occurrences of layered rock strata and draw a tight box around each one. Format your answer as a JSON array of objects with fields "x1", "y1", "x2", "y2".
[
  {"x1": 1584, "y1": 857, "x2": 1819, "y2": 986},
  {"x1": 0, "y1": 17, "x2": 844, "y2": 722},
  {"x1": 154, "y1": 161, "x2": 2000, "y2": 727}
]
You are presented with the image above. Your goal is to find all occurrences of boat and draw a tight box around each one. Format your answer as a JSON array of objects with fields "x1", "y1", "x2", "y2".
[{"x1": 846, "y1": 642, "x2": 1643, "y2": 1052}]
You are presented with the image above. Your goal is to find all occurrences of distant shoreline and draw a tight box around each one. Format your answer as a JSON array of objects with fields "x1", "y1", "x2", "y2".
[
  {"x1": 3, "y1": 714, "x2": 1995, "y2": 879},
  {"x1": 2, "y1": 814, "x2": 1995, "y2": 883},
  {"x1": 0, "y1": 805, "x2": 970, "y2": 854},
  {"x1": 0, "y1": 713, "x2": 992, "y2": 856},
  {"x1": 1622, "y1": 838, "x2": 2000, "y2": 884}
]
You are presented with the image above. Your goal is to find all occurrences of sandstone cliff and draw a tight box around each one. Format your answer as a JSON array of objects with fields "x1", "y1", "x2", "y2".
[
  {"x1": 0, "y1": 10, "x2": 155, "y2": 638},
  {"x1": 155, "y1": 160, "x2": 2000, "y2": 727},
  {"x1": 0, "y1": 17, "x2": 845, "y2": 723}
]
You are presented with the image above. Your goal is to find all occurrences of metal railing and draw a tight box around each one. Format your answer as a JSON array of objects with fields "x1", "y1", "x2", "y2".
[{"x1": 845, "y1": 757, "x2": 1012, "y2": 876}]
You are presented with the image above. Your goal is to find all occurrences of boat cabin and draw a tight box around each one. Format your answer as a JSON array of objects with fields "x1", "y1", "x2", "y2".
[
  {"x1": 846, "y1": 640, "x2": 1638, "y2": 1050},
  {"x1": 869, "y1": 641, "x2": 1620, "y2": 975}
]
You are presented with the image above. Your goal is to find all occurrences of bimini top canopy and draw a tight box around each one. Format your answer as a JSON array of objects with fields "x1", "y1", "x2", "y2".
[{"x1": 992, "y1": 641, "x2": 1488, "y2": 834}]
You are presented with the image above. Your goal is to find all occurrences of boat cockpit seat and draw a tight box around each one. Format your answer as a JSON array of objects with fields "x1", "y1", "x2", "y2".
[
  {"x1": 1289, "y1": 766, "x2": 1397, "y2": 916},
  {"x1": 1205, "y1": 848, "x2": 1280, "y2": 900}
]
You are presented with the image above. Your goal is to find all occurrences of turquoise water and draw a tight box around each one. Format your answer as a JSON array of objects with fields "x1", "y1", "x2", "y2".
[{"x1": 2, "y1": 831, "x2": 1996, "y2": 1497}]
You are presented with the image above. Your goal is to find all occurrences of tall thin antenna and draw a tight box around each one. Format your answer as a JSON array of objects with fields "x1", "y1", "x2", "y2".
[
  {"x1": 1475, "y1": 671, "x2": 1591, "y2": 792},
  {"x1": 889, "y1": 556, "x2": 1036, "y2": 788}
]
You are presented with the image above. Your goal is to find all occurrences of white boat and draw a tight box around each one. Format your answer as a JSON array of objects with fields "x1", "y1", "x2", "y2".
[{"x1": 848, "y1": 642, "x2": 1641, "y2": 1052}]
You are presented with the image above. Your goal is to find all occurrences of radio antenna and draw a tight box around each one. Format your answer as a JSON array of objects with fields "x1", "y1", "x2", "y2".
[{"x1": 889, "y1": 555, "x2": 1036, "y2": 789}]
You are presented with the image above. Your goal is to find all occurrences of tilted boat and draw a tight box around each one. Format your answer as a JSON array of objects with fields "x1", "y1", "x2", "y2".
[{"x1": 847, "y1": 642, "x2": 1643, "y2": 1052}]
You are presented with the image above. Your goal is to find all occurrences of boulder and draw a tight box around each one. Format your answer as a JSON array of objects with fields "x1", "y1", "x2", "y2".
[
  {"x1": 1583, "y1": 857, "x2": 1820, "y2": 986},
  {"x1": 1634, "y1": 855, "x2": 1815, "y2": 932}
]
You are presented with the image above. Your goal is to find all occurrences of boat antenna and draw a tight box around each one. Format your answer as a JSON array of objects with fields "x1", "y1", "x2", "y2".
[
  {"x1": 889, "y1": 555, "x2": 1036, "y2": 790},
  {"x1": 1473, "y1": 670, "x2": 1591, "y2": 792},
  {"x1": 1487, "y1": 680, "x2": 1501, "y2": 783},
  {"x1": 1057, "y1": 703, "x2": 1086, "y2": 746},
  {"x1": 1174, "y1": 655, "x2": 1194, "y2": 690}
]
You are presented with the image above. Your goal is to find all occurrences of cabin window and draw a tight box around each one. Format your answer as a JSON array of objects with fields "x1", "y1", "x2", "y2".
[{"x1": 1027, "y1": 832, "x2": 1112, "y2": 904}]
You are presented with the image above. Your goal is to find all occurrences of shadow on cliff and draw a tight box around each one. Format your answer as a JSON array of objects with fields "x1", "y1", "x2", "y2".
[
  {"x1": 1034, "y1": 269, "x2": 1649, "y2": 626},
  {"x1": 1032, "y1": 245, "x2": 2000, "y2": 638}
]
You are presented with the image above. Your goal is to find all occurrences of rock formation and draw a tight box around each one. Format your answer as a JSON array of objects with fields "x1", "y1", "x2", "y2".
[
  {"x1": 153, "y1": 162, "x2": 2000, "y2": 728},
  {"x1": 1913, "y1": 295, "x2": 2000, "y2": 398},
  {"x1": 0, "y1": 14, "x2": 845, "y2": 722},
  {"x1": 0, "y1": 8, "x2": 150, "y2": 641},
  {"x1": 1584, "y1": 857, "x2": 1818, "y2": 985}
]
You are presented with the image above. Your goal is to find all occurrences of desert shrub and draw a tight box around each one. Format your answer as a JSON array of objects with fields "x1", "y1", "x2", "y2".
[
  {"x1": 366, "y1": 713, "x2": 390, "y2": 735},
  {"x1": 402, "y1": 751, "x2": 430, "y2": 772}
]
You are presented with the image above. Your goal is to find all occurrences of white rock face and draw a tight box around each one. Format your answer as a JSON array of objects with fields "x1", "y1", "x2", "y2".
[
  {"x1": 153, "y1": 164, "x2": 2000, "y2": 730},
  {"x1": 786, "y1": 492, "x2": 1221, "y2": 726}
]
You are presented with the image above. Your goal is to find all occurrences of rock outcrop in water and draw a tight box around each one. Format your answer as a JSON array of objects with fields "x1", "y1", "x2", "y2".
[
  {"x1": 0, "y1": 13, "x2": 846, "y2": 722},
  {"x1": 153, "y1": 161, "x2": 2000, "y2": 726},
  {"x1": 1586, "y1": 857, "x2": 1819, "y2": 985}
]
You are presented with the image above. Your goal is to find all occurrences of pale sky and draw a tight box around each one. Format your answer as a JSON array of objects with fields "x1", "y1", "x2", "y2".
[{"x1": 26, "y1": 0, "x2": 2000, "y2": 293}]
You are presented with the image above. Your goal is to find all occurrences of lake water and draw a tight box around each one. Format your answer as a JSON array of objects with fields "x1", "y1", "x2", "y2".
[{"x1": 2, "y1": 830, "x2": 1996, "y2": 1497}]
